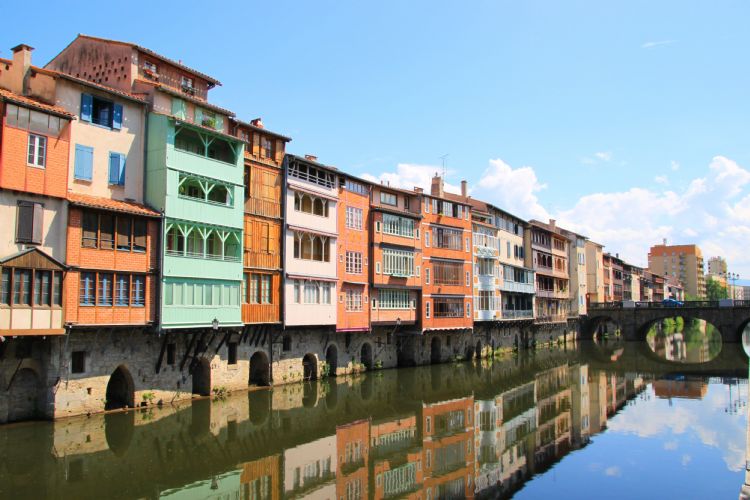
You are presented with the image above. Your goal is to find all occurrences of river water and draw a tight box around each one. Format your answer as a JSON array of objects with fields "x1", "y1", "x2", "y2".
[{"x1": 0, "y1": 341, "x2": 747, "y2": 499}]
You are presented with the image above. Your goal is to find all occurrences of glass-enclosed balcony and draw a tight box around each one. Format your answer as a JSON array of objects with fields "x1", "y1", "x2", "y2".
[{"x1": 473, "y1": 232, "x2": 499, "y2": 258}]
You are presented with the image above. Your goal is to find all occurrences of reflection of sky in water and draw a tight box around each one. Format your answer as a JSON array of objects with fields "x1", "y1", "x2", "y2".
[{"x1": 516, "y1": 380, "x2": 747, "y2": 500}]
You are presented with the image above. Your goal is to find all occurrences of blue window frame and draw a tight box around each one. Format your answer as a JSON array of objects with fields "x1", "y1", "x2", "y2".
[
  {"x1": 80, "y1": 93, "x2": 123, "y2": 130},
  {"x1": 132, "y1": 275, "x2": 145, "y2": 307},
  {"x1": 74, "y1": 144, "x2": 94, "y2": 181},
  {"x1": 115, "y1": 275, "x2": 130, "y2": 306},
  {"x1": 79, "y1": 272, "x2": 95, "y2": 306}
]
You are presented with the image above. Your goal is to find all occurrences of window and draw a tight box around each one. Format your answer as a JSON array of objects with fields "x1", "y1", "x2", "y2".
[
  {"x1": 1, "y1": 269, "x2": 10, "y2": 305},
  {"x1": 27, "y1": 133, "x2": 46, "y2": 167},
  {"x1": 345, "y1": 289, "x2": 363, "y2": 311},
  {"x1": 382, "y1": 248, "x2": 414, "y2": 277},
  {"x1": 16, "y1": 201, "x2": 43, "y2": 244},
  {"x1": 433, "y1": 298, "x2": 464, "y2": 318},
  {"x1": 380, "y1": 191, "x2": 397, "y2": 206},
  {"x1": 80, "y1": 94, "x2": 122, "y2": 130},
  {"x1": 346, "y1": 252, "x2": 363, "y2": 274},
  {"x1": 379, "y1": 289, "x2": 411, "y2": 309},
  {"x1": 466, "y1": 271, "x2": 470, "y2": 286},
  {"x1": 345, "y1": 179, "x2": 368, "y2": 195},
  {"x1": 425, "y1": 267, "x2": 430, "y2": 284},
  {"x1": 80, "y1": 273, "x2": 96, "y2": 306},
  {"x1": 382, "y1": 214, "x2": 414, "y2": 237},
  {"x1": 74, "y1": 144, "x2": 94, "y2": 181},
  {"x1": 432, "y1": 260, "x2": 462, "y2": 286},
  {"x1": 13, "y1": 269, "x2": 31, "y2": 306},
  {"x1": 288, "y1": 161, "x2": 335, "y2": 188},
  {"x1": 108, "y1": 152, "x2": 126, "y2": 185},
  {"x1": 425, "y1": 301, "x2": 431, "y2": 319},
  {"x1": 133, "y1": 220, "x2": 147, "y2": 252},
  {"x1": 97, "y1": 273, "x2": 113, "y2": 306},
  {"x1": 346, "y1": 207, "x2": 363, "y2": 230},
  {"x1": 115, "y1": 275, "x2": 130, "y2": 306},
  {"x1": 6, "y1": 104, "x2": 64, "y2": 137},
  {"x1": 116, "y1": 217, "x2": 131, "y2": 250},
  {"x1": 466, "y1": 301, "x2": 471, "y2": 317},
  {"x1": 181, "y1": 76, "x2": 194, "y2": 93},
  {"x1": 246, "y1": 273, "x2": 272, "y2": 304},
  {"x1": 228, "y1": 342, "x2": 238, "y2": 365},
  {"x1": 425, "y1": 231, "x2": 430, "y2": 247},
  {"x1": 261, "y1": 136, "x2": 273, "y2": 159},
  {"x1": 33, "y1": 270, "x2": 51, "y2": 306},
  {"x1": 433, "y1": 227, "x2": 462, "y2": 250},
  {"x1": 143, "y1": 61, "x2": 158, "y2": 74},
  {"x1": 132, "y1": 275, "x2": 145, "y2": 306},
  {"x1": 71, "y1": 351, "x2": 86, "y2": 374}
]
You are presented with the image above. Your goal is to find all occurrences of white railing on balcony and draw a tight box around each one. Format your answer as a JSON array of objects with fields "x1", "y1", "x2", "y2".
[
  {"x1": 501, "y1": 309, "x2": 534, "y2": 319},
  {"x1": 500, "y1": 281, "x2": 535, "y2": 294},
  {"x1": 473, "y1": 233, "x2": 499, "y2": 258},
  {"x1": 477, "y1": 275, "x2": 496, "y2": 290}
]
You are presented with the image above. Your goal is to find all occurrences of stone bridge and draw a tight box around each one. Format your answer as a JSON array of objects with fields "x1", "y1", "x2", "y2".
[{"x1": 582, "y1": 300, "x2": 750, "y2": 343}]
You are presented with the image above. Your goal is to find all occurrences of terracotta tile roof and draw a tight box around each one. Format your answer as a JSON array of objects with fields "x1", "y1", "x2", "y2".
[
  {"x1": 231, "y1": 117, "x2": 292, "y2": 142},
  {"x1": 67, "y1": 192, "x2": 161, "y2": 217},
  {"x1": 71, "y1": 34, "x2": 221, "y2": 86},
  {"x1": 0, "y1": 88, "x2": 75, "y2": 118},
  {"x1": 134, "y1": 78, "x2": 233, "y2": 116}
]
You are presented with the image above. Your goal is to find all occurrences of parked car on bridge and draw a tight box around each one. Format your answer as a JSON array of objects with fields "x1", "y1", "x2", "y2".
[{"x1": 662, "y1": 297, "x2": 684, "y2": 307}]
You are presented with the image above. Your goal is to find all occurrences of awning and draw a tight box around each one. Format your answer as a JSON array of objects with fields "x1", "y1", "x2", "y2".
[
  {"x1": 286, "y1": 273, "x2": 338, "y2": 283},
  {"x1": 0, "y1": 328, "x2": 65, "y2": 337}
]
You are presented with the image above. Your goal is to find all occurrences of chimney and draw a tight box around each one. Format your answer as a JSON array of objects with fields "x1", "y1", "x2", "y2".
[
  {"x1": 251, "y1": 117, "x2": 264, "y2": 129},
  {"x1": 549, "y1": 219, "x2": 556, "y2": 231},
  {"x1": 304, "y1": 154, "x2": 317, "y2": 162},
  {"x1": 662, "y1": 238, "x2": 667, "y2": 246},
  {"x1": 461, "y1": 180, "x2": 468, "y2": 197},
  {"x1": 8, "y1": 44, "x2": 34, "y2": 95},
  {"x1": 414, "y1": 187, "x2": 423, "y2": 194},
  {"x1": 431, "y1": 174, "x2": 444, "y2": 198}
]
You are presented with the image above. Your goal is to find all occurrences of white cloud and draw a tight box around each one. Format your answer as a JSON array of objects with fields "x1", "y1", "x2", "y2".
[
  {"x1": 641, "y1": 40, "x2": 677, "y2": 49},
  {"x1": 604, "y1": 466, "x2": 622, "y2": 477},
  {"x1": 472, "y1": 159, "x2": 549, "y2": 221},
  {"x1": 671, "y1": 160, "x2": 680, "y2": 171},
  {"x1": 655, "y1": 175, "x2": 669, "y2": 185},
  {"x1": 581, "y1": 151, "x2": 614, "y2": 165},
  {"x1": 361, "y1": 163, "x2": 462, "y2": 194},
  {"x1": 595, "y1": 151, "x2": 613, "y2": 162}
]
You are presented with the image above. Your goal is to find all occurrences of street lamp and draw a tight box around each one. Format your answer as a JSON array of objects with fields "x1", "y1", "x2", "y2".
[
  {"x1": 727, "y1": 272, "x2": 740, "y2": 299},
  {"x1": 212, "y1": 318, "x2": 219, "y2": 331}
]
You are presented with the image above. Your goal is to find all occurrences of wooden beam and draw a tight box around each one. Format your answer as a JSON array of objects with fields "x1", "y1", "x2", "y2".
[{"x1": 180, "y1": 331, "x2": 199, "y2": 371}]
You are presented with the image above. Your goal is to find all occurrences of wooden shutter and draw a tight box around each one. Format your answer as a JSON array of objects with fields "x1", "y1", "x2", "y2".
[
  {"x1": 112, "y1": 104, "x2": 123, "y2": 130},
  {"x1": 116, "y1": 217, "x2": 131, "y2": 249},
  {"x1": 74, "y1": 145, "x2": 94, "y2": 181},
  {"x1": 82, "y1": 212, "x2": 99, "y2": 248},
  {"x1": 99, "y1": 213, "x2": 114, "y2": 249},
  {"x1": 32, "y1": 203, "x2": 43, "y2": 244},
  {"x1": 16, "y1": 202, "x2": 34, "y2": 243},
  {"x1": 80, "y1": 94, "x2": 92, "y2": 122},
  {"x1": 109, "y1": 153, "x2": 120, "y2": 184}
]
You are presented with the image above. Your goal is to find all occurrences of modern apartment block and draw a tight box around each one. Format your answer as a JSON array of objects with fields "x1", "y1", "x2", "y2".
[
  {"x1": 526, "y1": 220, "x2": 569, "y2": 322},
  {"x1": 283, "y1": 155, "x2": 339, "y2": 327},
  {"x1": 648, "y1": 241, "x2": 706, "y2": 298},
  {"x1": 231, "y1": 118, "x2": 289, "y2": 327},
  {"x1": 369, "y1": 183, "x2": 422, "y2": 333},
  {"x1": 422, "y1": 176, "x2": 474, "y2": 334},
  {"x1": 48, "y1": 35, "x2": 246, "y2": 332}
]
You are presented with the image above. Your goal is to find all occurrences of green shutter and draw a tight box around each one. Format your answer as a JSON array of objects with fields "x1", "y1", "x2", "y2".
[{"x1": 171, "y1": 98, "x2": 186, "y2": 119}]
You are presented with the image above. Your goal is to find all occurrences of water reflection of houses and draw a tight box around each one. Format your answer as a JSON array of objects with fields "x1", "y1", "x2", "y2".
[
  {"x1": 371, "y1": 415, "x2": 422, "y2": 499},
  {"x1": 283, "y1": 435, "x2": 336, "y2": 499},
  {"x1": 239, "y1": 455, "x2": 281, "y2": 500},
  {"x1": 336, "y1": 419, "x2": 370, "y2": 500},
  {"x1": 653, "y1": 378, "x2": 708, "y2": 400},
  {"x1": 533, "y1": 365, "x2": 572, "y2": 473}
]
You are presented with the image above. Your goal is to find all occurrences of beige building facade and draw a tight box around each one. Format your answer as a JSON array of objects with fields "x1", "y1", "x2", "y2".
[{"x1": 648, "y1": 242, "x2": 706, "y2": 298}]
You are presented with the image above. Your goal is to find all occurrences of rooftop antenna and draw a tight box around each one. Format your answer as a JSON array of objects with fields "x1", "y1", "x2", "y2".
[{"x1": 439, "y1": 154, "x2": 449, "y2": 178}]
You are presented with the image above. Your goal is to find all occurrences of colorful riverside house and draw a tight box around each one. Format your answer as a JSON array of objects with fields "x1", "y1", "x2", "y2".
[
  {"x1": 230, "y1": 118, "x2": 289, "y2": 329},
  {"x1": 526, "y1": 220, "x2": 569, "y2": 323},
  {"x1": 467, "y1": 199, "x2": 503, "y2": 324},
  {"x1": 369, "y1": 183, "x2": 423, "y2": 340},
  {"x1": 47, "y1": 35, "x2": 246, "y2": 341},
  {"x1": 336, "y1": 174, "x2": 371, "y2": 337},
  {"x1": 336, "y1": 419, "x2": 371, "y2": 500},
  {"x1": 282, "y1": 154, "x2": 338, "y2": 331},
  {"x1": 0, "y1": 46, "x2": 74, "y2": 422},
  {"x1": 422, "y1": 175, "x2": 473, "y2": 353},
  {"x1": 371, "y1": 414, "x2": 423, "y2": 499}
]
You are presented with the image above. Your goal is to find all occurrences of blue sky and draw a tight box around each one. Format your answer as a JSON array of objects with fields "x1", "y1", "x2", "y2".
[{"x1": 4, "y1": 1, "x2": 750, "y2": 276}]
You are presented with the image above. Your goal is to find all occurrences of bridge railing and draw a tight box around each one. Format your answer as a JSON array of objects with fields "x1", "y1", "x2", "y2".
[{"x1": 589, "y1": 300, "x2": 731, "y2": 310}]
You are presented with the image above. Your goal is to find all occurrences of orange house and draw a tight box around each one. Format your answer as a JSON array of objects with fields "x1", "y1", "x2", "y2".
[
  {"x1": 231, "y1": 118, "x2": 289, "y2": 326},
  {"x1": 370, "y1": 184, "x2": 423, "y2": 330},
  {"x1": 240, "y1": 454, "x2": 282, "y2": 500},
  {"x1": 63, "y1": 194, "x2": 160, "y2": 327},
  {"x1": 337, "y1": 175, "x2": 371, "y2": 332},
  {"x1": 336, "y1": 419, "x2": 370, "y2": 500},
  {"x1": 371, "y1": 415, "x2": 423, "y2": 499},
  {"x1": 421, "y1": 176, "x2": 473, "y2": 333}
]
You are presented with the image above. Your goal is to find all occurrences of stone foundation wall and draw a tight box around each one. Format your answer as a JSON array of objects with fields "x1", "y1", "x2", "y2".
[{"x1": 0, "y1": 319, "x2": 578, "y2": 423}]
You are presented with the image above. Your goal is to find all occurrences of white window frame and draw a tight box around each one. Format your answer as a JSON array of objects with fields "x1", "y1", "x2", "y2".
[
  {"x1": 382, "y1": 248, "x2": 414, "y2": 277},
  {"x1": 345, "y1": 206, "x2": 363, "y2": 230},
  {"x1": 27, "y1": 133, "x2": 46, "y2": 168},
  {"x1": 346, "y1": 251, "x2": 363, "y2": 274},
  {"x1": 345, "y1": 289, "x2": 363, "y2": 311}
]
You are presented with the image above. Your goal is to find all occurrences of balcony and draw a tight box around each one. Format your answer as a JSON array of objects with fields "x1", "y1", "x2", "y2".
[
  {"x1": 502, "y1": 309, "x2": 534, "y2": 319},
  {"x1": 476, "y1": 274, "x2": 496, "y2": 291},
  {"x1": 473, "y1": 232, "x2": 499, "y2": 258},
  {"x1": 500, "y1": 280, "x2": 535, "y2": 294}
]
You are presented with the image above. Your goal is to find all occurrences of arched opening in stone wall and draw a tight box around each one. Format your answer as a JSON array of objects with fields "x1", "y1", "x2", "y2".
[
  {"x1": 431, "y1": 337, "x2": 441, "y2": 364},
  {"x1": 360, "y1": 343, "x2": 373, "y2": 370},
  {"x1": 249, "y1": 351, "x2": 271, "y2": 387},
  {"x1": 104, "y1": 411, "x2": 134, "y2": 457},
  {"x1": 7, "y1": 368, "x2": 42, "y2": 422},
  {"x1": 192, "y1": 358, "x2": 211, "y2": 396},
  {"x1": 105, "y1": 365, "x2": 135, "y2": 411},
  {"x1": 326, "y1": 344, "x2": 338, "y2": 376},
  {"x1": 465, "y1": 344, "x2": 475, "y2": 361},
  {"x1": 476, "y1": 340, "x2": 483, "y2": 359},
  {"x1": 302, "y1": 353, "x2": 318, "y2": 381}
]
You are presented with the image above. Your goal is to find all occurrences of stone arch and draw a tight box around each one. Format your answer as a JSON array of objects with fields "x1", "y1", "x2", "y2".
[
  {"x1": 583, "y1": 316, "x2": 620, "y2": 341},
  {"x1": 7, "y1": 368, "x2": 42, "y2": 422},
  {"x1": 302, "y1": 380, "x2": 318, "y2": 408},
  {"x1": 249, "y1": 351, "x2": 271, "y2": 387},
  {"x1": 465, "y1": 343, "x2": 475, "y2": 361},
  {"x1": 476, "y1": 340, "x2": 483, "y2": 359},
  {"x1": 430, "y1": 337, "x2": 441, "y2": 364},
  {"x1": 326, "y1": 344, "x2": 338, "y2": 376},
  {"x1": 104, "y1": 411, "x2": 134, "y2": 457},
  {"x1": 302, "y1": 353, "x2": 318, "y2": 381},
  {"x1": 248, "y1": 389, "x2": 271, "y2": 426},
  {"x1": 360, "y1": 342, "x2": 373, "y2": 370},
  {"x1": 105, "y1": 365, "x2": 135, "y2": 411},
  {"x1": 192, "y1": 358, "x2": 211, "y2": 396},
  {"x1": 641, "y1": 315, "x2": 724, "y2": 362}
]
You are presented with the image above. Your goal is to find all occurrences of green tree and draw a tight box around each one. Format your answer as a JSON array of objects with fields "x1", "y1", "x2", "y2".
[{"x1": 706, "y1": 279, "x2": 729, "y2": 301}]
